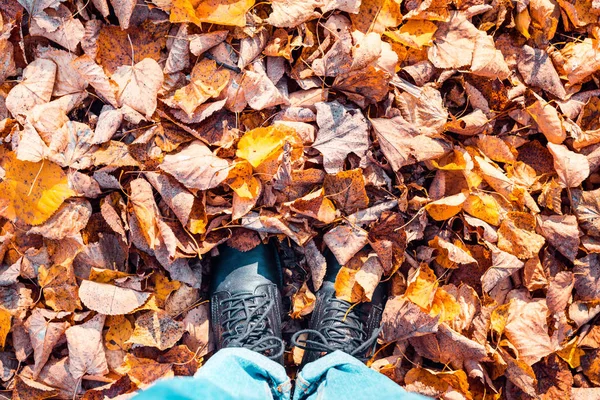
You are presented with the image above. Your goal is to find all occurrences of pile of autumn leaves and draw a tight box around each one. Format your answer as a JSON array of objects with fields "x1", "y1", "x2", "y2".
[{"x1": 1, "y1": 0, "x2": 600, "y2": 397}]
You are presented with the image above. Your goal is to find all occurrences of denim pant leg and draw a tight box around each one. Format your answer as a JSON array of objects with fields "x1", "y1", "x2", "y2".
[
  {"x1": 132, "y1": 348, "x2": 292, "y2": 400},
  {"x1": 293, "y1": 351, "x2": 429, "y2": 400}
]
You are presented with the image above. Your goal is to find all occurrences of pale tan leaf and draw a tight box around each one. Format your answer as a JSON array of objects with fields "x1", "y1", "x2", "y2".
[
  {"x1": 159, "y1": 141, "x2": 230, "y2": 190},
  {"x1": 112, "y1": 58, "x2": 163, "y2": 119},
  {"x1": 66, "y1": 314, "x2": 108, "y2": 380},
  {"x1": 79, "y1": 280, "x2": 150, "y2": 315},
  {"x1": 323, "y1": 223, "x2": 369, "y2": 265},
  {"x1": 547, "y1": 143, "x2": 590, "y2": 188},
  {"x1": 6, "y1": 59, "x2": 56, "y2": 117}
]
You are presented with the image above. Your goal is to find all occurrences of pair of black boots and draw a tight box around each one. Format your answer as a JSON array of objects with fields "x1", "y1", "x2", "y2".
[{"x1": 210, "y1": 242, "x2": 385, "y2": 365}]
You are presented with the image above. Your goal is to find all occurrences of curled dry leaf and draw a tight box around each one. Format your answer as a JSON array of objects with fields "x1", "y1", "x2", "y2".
[{"x1": 323, "y1": 223, "x2": 369, "y2": 265}]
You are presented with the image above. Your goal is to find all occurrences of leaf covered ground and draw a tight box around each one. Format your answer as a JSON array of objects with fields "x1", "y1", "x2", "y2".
[{"x1": 0, "y1": 0, "x2": 600, "y2": 398}]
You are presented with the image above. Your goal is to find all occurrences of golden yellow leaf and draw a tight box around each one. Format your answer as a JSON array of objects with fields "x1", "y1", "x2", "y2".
[
  {"x1": 334, "y1": 266, "x2": 363, "y2": 303},
  {"x1": 405, "y1": 263, "x2": 438, "y2": 309},
  {"x1": 385, "y1": 20, "x2": 438, "y2": 49},
  {"x1": 170, "y1": 0, "x2": 254, "y2": 27},
  {"x1": 226, "y1": 161, "x2": 261, "y2": 199},
  {"x1": 429, "y1": 288, "x2": 461, "y2": 322},
  {"x1": 171, "y1": 59, "x2": 230, "y2": 118},
  {"x1": 0, "y1": 148, "x2": 75, "y2": 226},
  {"x1": 351, "y1": 0, "x2": 402, "y2": 33},
  {"x1": 515, "y1": 8, "x2": 531, "y2": 38},
  {"x1": 490, "y1": 302, "x2": 510, "y2": 338},
  {"x1": 290, "y1": 282, "x2": 316, "y2": 319},
  {"x1": 0, "y1": 309, "x2": 10, "y2": 348},
  {"x1": 428, "y1": 236, "x2": 476, "y2": 269},
  {"x1": 154, "y1": 273, "x2": 181, "y2": 307},
  {"x1": 236, "y1": 125, "x2": 302, "y2": 169},
  {"x1": 556, "y1": 336, "x2": 584, "y2": 368},
  {"x1": 462, "y1": 193, "x2": 501, "y2": 226},
  {"x1": 88, "y1": 267, "x2": 131, "y2": 284},
  {"x1": 104, "y1": 315, "x2": 134, "y2": 351},
  {"x1": 425, "y1": 191, "x2": 468, "y2": 221}
]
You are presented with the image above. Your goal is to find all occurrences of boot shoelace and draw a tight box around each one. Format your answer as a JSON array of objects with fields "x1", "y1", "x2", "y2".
[
  {"x1": 220, "y1": 292, "x2": 284, "y2": 360},
  {"x1": 291, "y1": 298, "x2": 381, "y2": 361}
]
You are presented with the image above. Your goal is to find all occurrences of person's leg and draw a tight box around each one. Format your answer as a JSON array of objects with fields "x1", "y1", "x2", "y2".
[
  {"x1": 133, "y1": 347, "x2": 291, "y2": 400},
  {"x1": 293, "y1": 350, "x2": 427, "y2": 400},
  {"x1": 133, "y1": 241, "x2": 289, "y2": 399}
]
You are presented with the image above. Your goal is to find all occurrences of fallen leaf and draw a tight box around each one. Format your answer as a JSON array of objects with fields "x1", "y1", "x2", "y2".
[
  {"x1": 291, "y1": 282, "x2": 316, "y2": 318},
  {"x1": 380, "y1": 296, "x2": 440, "y2": 343},
  {"x1": 313, "y1": 101, "x2": 369, "y2": 173},
  {"x1": 536, "y1": 215, "x2": 580, "y2": 261},
  {"x1": 323, "y1": 223, "x2": 369, "y2": 265},
  {"x1": 169, "y1": 59, "x2": 229, "y2": 118},
  {"x1": 323, "y1": 169, "x2": 369, "y2": 214},
  {"x1": 0, "y1": 147, "x2": 75, "y2": 225},
  {"x1": 5, "y1": 59, "x2": 56, "y2": 117},
  {"x1": 25, "y1": 309, "x2": 69, "y2": 378},
  {"x1": 159, "y1": 141, "x2": 230, "y2": 190},
  {"x1": 66, "y1": 314, "x2": 108, "y2": 380},
  {"x1": 518, "y1": 45, "x2": 567, "y2": 100},
  {"x1": 170, "y1": 0, "x2": 254, "y2": 26},
  {"x1": 112, "y1": 58, "x2": 163, "y2": 119},
  {"x1": 126, "y1": 310, "x2": 184, "y2": 351},
  {"x1": 79, "y1": 280, "x2": 151, "y2": 315}
]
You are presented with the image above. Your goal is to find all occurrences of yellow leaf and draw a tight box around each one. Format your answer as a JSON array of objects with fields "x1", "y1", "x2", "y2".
[
  {"x1": 170, "y1": 0, "x2": 254, "y2": 27},
  {"x1": 154, "y1": 273, "x2": 181, "y2": 307},
  {"x1": 425, "y1": 191, "x2": 468, "y2": 221},
  {"x1": 351, "y1": 0, "x2": 402, "y2": 34},
  {"x1": 429, "y1": 149, "x2": 467, "y2": 170},
  {"x1": 385, "y1": 20, "x2": 438, "y2": 49},
  {"x1": 104, "y1": 315, "x2": 134, "y2": 351},
  {"x1": 226, "y1": 161, "x2": 260, "y2": 199},
  {"x1": 429, "y1": 288, "x2": 461, "y2": 322},
  {"x1": 334, "y1": 266, "x2": 363, "y2": 303},
  {"x1": 171, "y1": 59, "x2": 230, "y2": 118},
  {"x1": 462, "y1": 193, "x2": 502, "y2": 226},
  {"x1": 0, "y1": 309, "x2": 10, "y2": 348},
  {"x1": 556, "y1": 336, "x2": 584, "y2": 368},
  {"x1": 290, "y1": 282, "x2": 316, "y2": 319},
  {"x1": 490, "y1": 302, "x2": 510, "y2": 338},
  {"x1": 236, "y1": 125, "x2": 301, "y2": 169},
  {"x1": 0, "y1": 147, "x2": 75, "y2": 225},
  {"x1": 88, "y1": 267, "x2": 131, "y2": 284},
  {"x1": 405, "y1": 263, "x2": 438, "y2": 309},
  {"x1": 515, "y1": 9, "x2": 531, "y2": 39},
  {"x1": 428, "y1": 236, "x2": 476, "y2": 269}
]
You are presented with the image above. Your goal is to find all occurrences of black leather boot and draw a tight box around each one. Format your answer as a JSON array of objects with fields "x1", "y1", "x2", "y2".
[
  {"x1": 210, "y1": 241, "x2": 285, "y2": 364},
  {"x1": 292, "y1": 250, "x2": 385, "y2": 365}
]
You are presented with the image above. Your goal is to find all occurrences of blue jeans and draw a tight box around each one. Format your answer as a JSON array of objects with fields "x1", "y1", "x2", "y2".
[{"x1": 132, "y1": 348, "x2": 428, "y2": 400}]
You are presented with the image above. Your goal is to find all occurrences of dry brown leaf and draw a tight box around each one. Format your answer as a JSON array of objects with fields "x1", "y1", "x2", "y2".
[
  {"x1": 571, "y1": 188, "x2": 600, "y2": 237},
  {"x1": 380, "y1": 296, "x2": 440, "y2": 343},
  {"x1": 313, "y1": 101, "x2": 369, "y2": 173},
  {"x1": 505, "y1": 292, "x2": 557, "y2": 365},
  {"x1": 518, "y1": 45, "x2": 567, "y2": 100},
  {"x1": 126, "y1": 310, "x2": 184, "y2": 351},
  {"x1": 25, "y1": 309, "x2": 69, "y2": 379},
  {"x1": 536, "y1": 215, "x2": 580, "y2": 261}
]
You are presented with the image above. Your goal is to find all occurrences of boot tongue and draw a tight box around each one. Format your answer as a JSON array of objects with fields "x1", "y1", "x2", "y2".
[{"x1": 211, "y1": 243, "x2": 282, "y2": 293}]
